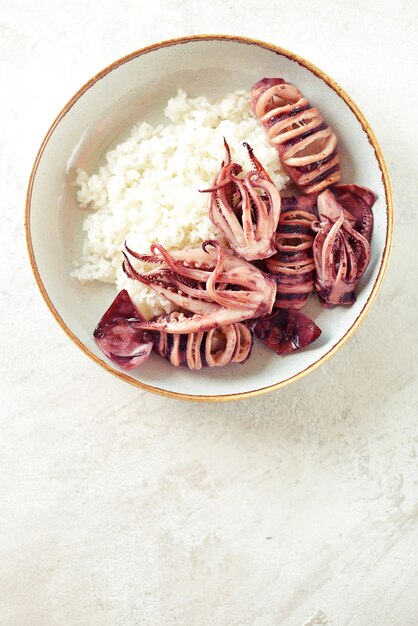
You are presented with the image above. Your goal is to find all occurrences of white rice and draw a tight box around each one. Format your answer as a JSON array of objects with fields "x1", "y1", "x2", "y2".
[{"x1": 72, "y1": 89, "x2": 289, "y2": 319}]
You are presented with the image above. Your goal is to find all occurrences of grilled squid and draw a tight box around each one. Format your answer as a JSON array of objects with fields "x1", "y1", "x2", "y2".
[
  {"x1": 94, "y1": 290, "x2": 252, "y2": 370},
  {"x1": 331, "y1": 184, "x2": 374, "y2": 242},
  {"x1": 312, "y1": 189, "x2": 372, "y2": 305},
  {"x1": 201, "y1": 140, "x2": 281, "y2": 261},
  {"x1": 150, "y1": 311, "x2": 252, "y2": 369},
  {"x1": 93, "y1": 289, "x2": 153, "y2": 370},
  {"x1": 265, "y1": 195, "x2": 317, "y2": 309},
  {"x1": 122, "y1": 240, "x2": 276, "y2": 333},
  {"x1": 250, "y1": 78, "x2": 340, "y2": 195},
  {"x1": 251, "y1": 308, "x2": 321, "y2": 355}
]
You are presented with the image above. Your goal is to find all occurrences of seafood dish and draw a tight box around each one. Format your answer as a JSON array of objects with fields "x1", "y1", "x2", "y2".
[{"x1": 82, "y1": 78, "x2": 375, "y2": 371}]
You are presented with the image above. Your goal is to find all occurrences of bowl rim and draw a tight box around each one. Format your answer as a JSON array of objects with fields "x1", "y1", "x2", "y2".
[{"x1": 25, "y1": 33, "x2": 394, "y2": 402}]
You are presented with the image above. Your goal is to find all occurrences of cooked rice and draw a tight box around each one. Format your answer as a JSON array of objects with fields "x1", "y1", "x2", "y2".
[{"x1": 72, "y1": 89, "x2": 289, "y2": 319}]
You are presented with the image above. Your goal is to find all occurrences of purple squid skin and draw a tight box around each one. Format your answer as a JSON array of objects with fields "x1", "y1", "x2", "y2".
[
  {"x1": 331, "y1": 184, "x2": 375, "y2": 242},
  {"x1": 148, "y1": 313, "x2": 253, "y2": 369},
  {"x1": 93, "y1": 290, "x2": 253, "y2": 370},
  {"x1": 264, "y1": 184, "x2": 375, "y2": 311},
  {"x1": 265, "y1": 195, "x2": 317, "y2": 310},
  {"x1": 251, "y1": 308, "x2": 322, "y2": 355},
  {"x1": 250, "y1": 77, "x2": 341, "y2": 195},
  {"x1": 94, "y1": 289, "x2": 321, "y2": 370},
  {"x1": 122, "y1": 240, "x2": 277, "y2": 334},
  {"x1": 313, "y1": 189, "x2": 373, "y2": 306},
  {"x1": 93, "y1": 290, "x2": 153, "y2": 370}
]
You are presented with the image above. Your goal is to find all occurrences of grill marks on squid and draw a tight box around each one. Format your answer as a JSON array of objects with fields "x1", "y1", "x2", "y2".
[
  {"x1": 263, "y1": 185, "x2": 375, "y2": 308},
  {"x1": 250, "y1": 78, "x2": 341, "y2": 194},
  {"x1": 265, "y1": 196, "x2": 317, "y2": 309},
  {"x1": 312, "y1": 188, "x2": 374, "y2": 306}
]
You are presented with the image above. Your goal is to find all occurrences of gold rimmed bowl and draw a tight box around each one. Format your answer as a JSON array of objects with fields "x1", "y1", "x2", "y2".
[{"x1": 26, "y1": 35, "x2": 393, "y2": 401}]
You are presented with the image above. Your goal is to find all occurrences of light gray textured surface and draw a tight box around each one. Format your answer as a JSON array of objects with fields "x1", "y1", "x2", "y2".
[{"x1": 1, "y1": 1, "x2": 418, "y2": 624}]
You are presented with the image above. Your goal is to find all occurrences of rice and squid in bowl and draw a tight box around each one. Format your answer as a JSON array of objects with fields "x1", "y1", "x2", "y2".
[{"x1": 26, "y1": 37, "x2": 392, "y2": 399}]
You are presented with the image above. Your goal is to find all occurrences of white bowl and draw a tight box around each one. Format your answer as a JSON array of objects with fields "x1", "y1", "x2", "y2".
[{"x1": 26, "y1": 35, "x2": 393, "y2": 401}]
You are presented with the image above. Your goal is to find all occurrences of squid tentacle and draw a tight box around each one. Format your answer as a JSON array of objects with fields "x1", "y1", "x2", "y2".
[
  {"x1": 94, "y1": 292, "x2": 253, "y2": 370},
  {"x1": 201, "y1": 140, "x2": 281, "y2": 261}
]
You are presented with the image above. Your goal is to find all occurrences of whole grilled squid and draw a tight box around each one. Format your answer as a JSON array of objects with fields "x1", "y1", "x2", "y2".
[{"x1": 251, "y1": 78, "x2": 340, "y2": 195}]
